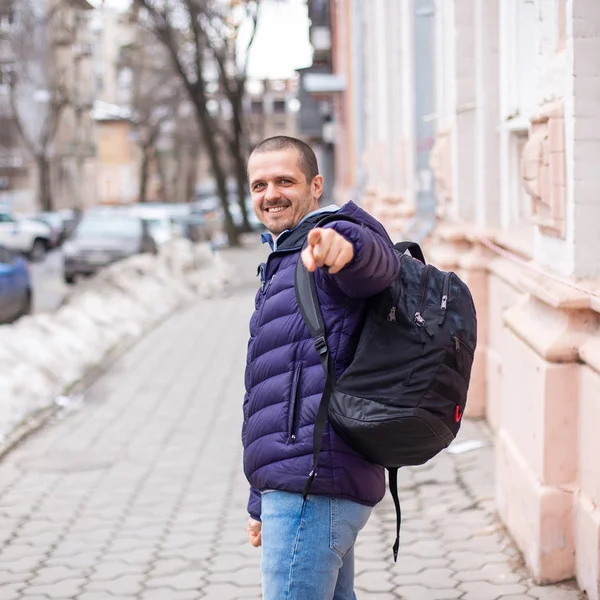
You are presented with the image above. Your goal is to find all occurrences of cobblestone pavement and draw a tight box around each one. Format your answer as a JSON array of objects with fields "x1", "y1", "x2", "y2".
[{"x1": 0, "y1": 240, "x2": 582, "y2": 600}]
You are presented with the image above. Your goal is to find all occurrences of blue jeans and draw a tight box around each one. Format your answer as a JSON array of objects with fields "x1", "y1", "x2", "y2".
[{"x1": 260, "y1": 491, "x2": 373, "y2": 600}]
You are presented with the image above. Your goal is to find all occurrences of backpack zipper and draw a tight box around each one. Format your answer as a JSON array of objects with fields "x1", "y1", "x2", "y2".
[
  {"x1": 438, "y1": 273, "x2": 451, "y2": 325},
  {"x1": 453, "y1": 335, "x2": 474, "y2": 356},
  {"x1": 414, "y1": 265, "x2": 433, "y2": 335},
  {"x1": 387, "y1": 254, "x2": 408, "y2": 323}
]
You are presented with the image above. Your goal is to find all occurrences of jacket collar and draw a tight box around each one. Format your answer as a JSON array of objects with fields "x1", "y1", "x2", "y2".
[{"x1": 261, "y1": 204, "x2": 339, "y2": 251}]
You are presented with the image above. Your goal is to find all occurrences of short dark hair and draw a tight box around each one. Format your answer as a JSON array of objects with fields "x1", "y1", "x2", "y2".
[{"x1": 250, "y1": 136, "x2": 319, "y2": 182}]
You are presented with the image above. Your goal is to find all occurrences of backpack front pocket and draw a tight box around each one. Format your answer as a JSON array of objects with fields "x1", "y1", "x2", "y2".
[{"x1": 452, "y1": 336, "x2": 475, "y2": 382}]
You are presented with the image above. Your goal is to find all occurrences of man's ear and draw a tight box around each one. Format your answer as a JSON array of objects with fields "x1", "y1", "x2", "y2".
[{"x1": 312, "y1": 174, "x2": 324, "y2": 201}]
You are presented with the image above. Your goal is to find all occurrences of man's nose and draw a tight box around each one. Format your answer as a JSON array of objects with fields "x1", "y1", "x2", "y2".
[{"x1": 264, "y1": 183, "x2": 281, "y2": 202}]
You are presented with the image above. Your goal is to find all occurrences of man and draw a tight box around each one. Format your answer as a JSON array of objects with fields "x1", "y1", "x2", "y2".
[{"x1": 243, "y1": 136, "x2": 399, "y2": 599}]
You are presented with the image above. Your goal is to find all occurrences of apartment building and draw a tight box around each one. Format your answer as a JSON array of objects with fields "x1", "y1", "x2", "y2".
[
  {"x1": 246, "y1": 77, "x2": 299, "y2": 146},
  {"x1": 0, "y1": 0, "x2": 96, "y2": 213}
]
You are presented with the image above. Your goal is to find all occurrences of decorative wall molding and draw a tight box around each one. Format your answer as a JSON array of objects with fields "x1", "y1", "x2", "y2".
[{"x1": 521, "y1": 100, "x2": 567, "y2": 239}]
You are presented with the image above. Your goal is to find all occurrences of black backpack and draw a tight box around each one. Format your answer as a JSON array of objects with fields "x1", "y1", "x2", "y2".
[{"x1": 295, "y1": 214, "x2": 477, "y2": 561}]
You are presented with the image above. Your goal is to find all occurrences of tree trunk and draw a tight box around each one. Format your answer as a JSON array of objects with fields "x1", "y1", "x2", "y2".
[
  {"x1": 234, "y1": 152, "x2": 251, "y2": 232},
  {"x1": 36, "y1": 154, "x2": 52, "y2": 212},
  {"x1": 154, "y1": 148, "x2": 170, "y2": 202},
  {"x1": 139, "y1": 143, "x2": 151, "y2": 203},
  {"x1": 231, "y1": 85, "x2": 252, "y2": 231},
  {"x1": 193, "y1": 102, "x2": 239, "y2": 247},
  {"x1": 185, "y1": 142, "x2": 199, "y2": 203}
]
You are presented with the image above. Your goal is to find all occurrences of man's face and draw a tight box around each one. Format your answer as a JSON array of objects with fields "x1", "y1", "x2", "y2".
[{"x1": 248, "y1": 149, "x2": 323, "y2": 236}]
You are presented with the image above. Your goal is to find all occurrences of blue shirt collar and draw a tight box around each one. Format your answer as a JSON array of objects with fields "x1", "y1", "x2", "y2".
[{"x1": 261, "y1": 204, "x2": 339, "y2": 251}]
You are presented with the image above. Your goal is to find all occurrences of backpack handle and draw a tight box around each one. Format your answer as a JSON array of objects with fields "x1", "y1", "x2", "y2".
[{"x1": 394, "y1": 241, "x2": 426, "y2": 264}]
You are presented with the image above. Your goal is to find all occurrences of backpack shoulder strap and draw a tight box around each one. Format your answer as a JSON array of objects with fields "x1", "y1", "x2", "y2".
[
  {"x1": 394, "y1": 241, "x2": 426, "y2": 264},
  {"x1": 294, "y1": 240, "x2": 337, "y2": 499}
]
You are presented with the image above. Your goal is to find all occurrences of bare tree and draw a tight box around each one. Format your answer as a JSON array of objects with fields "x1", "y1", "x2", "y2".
[
  {"x1": 203, "y1": 0, "x2": 260, "y2": 232},
  {"x1": 166, "y1": 103, "x2": 202, "y2": 203},
  {"x1": 132, "y1": 0, "x2": 262, "y2": 246},
  {"x1": 119, "y1": 29, "x2": 188, "y2": 203},
  {"x1": 0, "y1": 0, "x2": 72, "y2": 211}
]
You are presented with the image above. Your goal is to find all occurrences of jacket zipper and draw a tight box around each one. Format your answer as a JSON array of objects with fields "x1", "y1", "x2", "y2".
[
  {"x1": 414, "y1": 264, "x2": 433, "y2": 335},
  {"x1": 257, "y1": 263, "x2": 266, "y2": 290},
  {"x1": 288, "y1": 364, "x2": 302, "y2": 442},
  {"x1": 438, "y1": 273, "x2": 451, "y2": 325}
]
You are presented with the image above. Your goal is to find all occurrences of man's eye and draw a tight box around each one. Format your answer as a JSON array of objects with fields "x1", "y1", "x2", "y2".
[
  {"x1": 280, "y1": 179, "x2": 292, "y2": 185},
  {"x1": 254, "y1": 183, "x2": 265, "y2": 191}
]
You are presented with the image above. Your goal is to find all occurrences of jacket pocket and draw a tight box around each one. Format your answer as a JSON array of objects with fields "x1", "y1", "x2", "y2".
[{"x1": 287, "y1": 364, "x2": 302, "y2": 443}]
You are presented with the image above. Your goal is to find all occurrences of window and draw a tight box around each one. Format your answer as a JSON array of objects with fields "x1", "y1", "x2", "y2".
[
  {"x1": 0, "y1": 64, "x2": 15, "y2": 87},
  {"x1": 501, "y1": 0, "x2": 537, "y2": 125},
  {"x1": 250, "y1": 100, "x2": 263, "y2": 115},
  {"x1": 557, "y1": 0, "x2": 567, "y2": 51},
  {"x1": 0, "y1": 6, "x2": 15, "y2": 31},
  {"x1": 273, "y1": 100, "x2": 286, "y2": 114},
  {"x1": 0, "y1": 117, "x2": 17, "y2": 147}
]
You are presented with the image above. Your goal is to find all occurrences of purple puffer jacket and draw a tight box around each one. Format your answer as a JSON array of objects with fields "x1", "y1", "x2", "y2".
[{"x1": 242, "y1": 201, "x2": 400, "y2": 520}]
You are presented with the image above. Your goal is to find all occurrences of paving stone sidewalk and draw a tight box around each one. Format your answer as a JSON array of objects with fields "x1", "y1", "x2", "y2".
[{"x1": 0, "y1": 241, "x2": 582, "y2": 600}]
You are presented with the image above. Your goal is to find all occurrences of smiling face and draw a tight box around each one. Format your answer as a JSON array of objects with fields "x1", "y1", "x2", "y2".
[{"x1": 248, "y1": 148, "x2": 323, "y2": 236}]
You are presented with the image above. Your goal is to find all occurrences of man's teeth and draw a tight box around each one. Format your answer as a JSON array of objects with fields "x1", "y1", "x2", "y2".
[{"x1": 267, "y1": 206, "x2": 286, "y2": 213}]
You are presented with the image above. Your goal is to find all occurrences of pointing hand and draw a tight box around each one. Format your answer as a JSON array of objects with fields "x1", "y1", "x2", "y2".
[{"x1": 301, "y1": 228, "x2": 354, "y2": 275}]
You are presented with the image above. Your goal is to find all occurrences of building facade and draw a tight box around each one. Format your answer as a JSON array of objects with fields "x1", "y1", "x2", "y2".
[
  {"x1": 245, "y1": 77, "x2": 299, "y2": 148},
  {"x1": 296, "y1": 0, "x2": 337, "y2": 202},
  {"x1": 0, "y1": 0, "x2": 97, "y2": 213},
  {"x1": 329, "y1": 0, "x2": 600, "y2": 596}
]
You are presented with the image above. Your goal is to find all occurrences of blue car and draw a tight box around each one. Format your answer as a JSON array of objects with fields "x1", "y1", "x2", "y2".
[{"x1": 0, "y1": 244, "x2": 32, "y2": 324}]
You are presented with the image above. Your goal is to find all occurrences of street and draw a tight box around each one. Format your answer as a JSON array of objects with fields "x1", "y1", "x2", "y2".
[{"x1": 0, "y1": 241, "x2": 583, "y2": 599}]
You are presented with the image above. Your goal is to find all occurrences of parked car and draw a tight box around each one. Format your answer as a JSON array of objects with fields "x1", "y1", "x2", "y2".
[
  {"x1": 0, "y1": 209, "x2": 53, "y2": 262},
  {"x1": 191, "y1": 195, "x2": 263, "y2": 236},
  {"x1": 62, "y1": 212, "x2": 157, "y2": 284},
  {"x1": 228, "y1": 197, "x2": 264, "y2": 231},
  {"x1": 0, "y1": 244, "x2": 32, "y2": 324},
  {"x1": 125, "y1": 204, "x2": 182, "y2": 247},
  {"x1": 32, "y1": 210, "x2": 79, "y2": 247}
]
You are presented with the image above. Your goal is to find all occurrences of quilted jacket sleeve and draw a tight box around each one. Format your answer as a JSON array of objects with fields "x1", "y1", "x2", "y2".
[
  {"x1": 317, "y1": 220, "x2": 399, "y2": 298},
  {"x1": 247, "y1": 487, "x2": 261, "y2": 521}
]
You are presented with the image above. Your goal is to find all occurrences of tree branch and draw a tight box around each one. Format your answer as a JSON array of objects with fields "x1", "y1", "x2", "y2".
[
  {"x1": 241, "y1": 0, "x2": 261, "y2": 81},
  {"x1": 134, "y1": 0, "x2": 197, "y2": 97}
]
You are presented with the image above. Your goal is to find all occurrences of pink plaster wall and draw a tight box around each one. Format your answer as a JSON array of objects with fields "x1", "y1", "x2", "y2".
[
  {"x1": 496, "y1": 430, "x2": 576, "y2": 583},
  {"x1": 457, "y1": 253, "x2": 489, "y2": 419},
  {"x1": 486, "y1": 267, "x2": 526, "y2": 431},
  {"x1": 579, "y1": 366, "x2": 600, "y2": 506},
  {"x1": 497, "y1": 327, "x2": 578, "y2": 582},
  {"x1": 574, "y1": 494, "x2": 600, "y2": 600},
  {"x1": 500, "y1": 325, "x2": 578, "y2": 485},
  {"x1": 574, "y1": 366, "x2": 600, "y2": 600}
]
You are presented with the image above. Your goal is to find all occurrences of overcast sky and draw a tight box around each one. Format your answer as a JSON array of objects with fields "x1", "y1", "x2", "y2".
[
  {"x1": 242, "y1": 0, "x2": 313, "y2": 79},
  {"x1": 93, "y1": 0, "x2": 313, "y2": 80}
]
